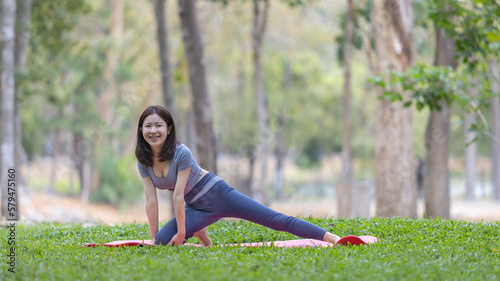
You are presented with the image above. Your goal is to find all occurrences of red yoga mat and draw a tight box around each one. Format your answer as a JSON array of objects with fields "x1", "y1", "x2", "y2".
[{"x1": 83, "y1": 235, "x2": 378, "y2": 248}]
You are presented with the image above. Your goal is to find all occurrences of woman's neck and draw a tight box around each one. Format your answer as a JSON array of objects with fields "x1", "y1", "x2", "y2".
[{"x1": 152, "y1": 147, "x2": 161, "y2": 160}]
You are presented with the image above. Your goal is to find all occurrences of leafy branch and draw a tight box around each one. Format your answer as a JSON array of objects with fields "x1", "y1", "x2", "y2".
[{"x1": 369, "y1": 63, "x2": 500, "y2": 146}]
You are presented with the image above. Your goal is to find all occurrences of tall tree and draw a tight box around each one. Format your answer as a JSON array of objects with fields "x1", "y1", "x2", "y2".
[
  {"x1": 14, "y1": 0, "x2": 33, "y2": 189},
  {"x1": 424, "y1": 26, "x2": 456, "y2": 218},
  {"x1": 274, "y1": 59, "x2": 291, "y2": 200},
  {"x1": 26, "y1": 0, "x2": 93, "y2": 202},
  {"x1": 1, "y1": 0, "x2": 17, "y2": 219},
  {"x1": 489, "y1": 59, "x2": 500, "y2": 200},
  {"x1": 97, "y1": 0, "x2": 123, "y2": 124},
  {"x1": 337, "y1": 0, "x2": 354, "y2": 218},
  {"x1": 252, "y1": 0, "x2": 270, "y2": 204},
  {"x1": 153, "y1": 0, "x2": 175, "y2": 113},
  {"x1": 373, "y1": 0, "x2": 417, "y2": 217},
  {"x1": 464, "y1": 76, "x2": 477, "y2": 201},
  {"x1": 91, "y1": 0, "x2": 124, "y2": 200},
  {"x1": 177, "y1": 0, "x2": 217, "y2": 172}
]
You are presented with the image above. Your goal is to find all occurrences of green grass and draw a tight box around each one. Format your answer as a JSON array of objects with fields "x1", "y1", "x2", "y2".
[{"x1": 1, "y1": 217, "x2": 499, "y2": 280}]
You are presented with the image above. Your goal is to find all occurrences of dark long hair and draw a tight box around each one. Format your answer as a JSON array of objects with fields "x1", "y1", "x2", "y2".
[{"x1": 135, "y1": 105, "x2": 179, "y2": 166}]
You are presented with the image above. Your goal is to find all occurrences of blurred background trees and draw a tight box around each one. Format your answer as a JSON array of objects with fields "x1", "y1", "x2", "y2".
[{"x1": 1, "y1": 0, "x2": 499, "y2": 220}]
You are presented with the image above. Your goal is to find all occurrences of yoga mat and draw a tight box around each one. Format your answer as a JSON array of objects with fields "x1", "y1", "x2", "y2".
[{"x1": 83, "y1": 235, "x2": 378, "y2": 248}]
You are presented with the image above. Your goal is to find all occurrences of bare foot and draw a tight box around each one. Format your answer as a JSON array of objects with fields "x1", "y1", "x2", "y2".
[
  {"x1": 323, "y1": 232, "x2": 341, "y2": 244},
  {"x1": 193, "y1": 227, "x2": 213, "y2": 247}
]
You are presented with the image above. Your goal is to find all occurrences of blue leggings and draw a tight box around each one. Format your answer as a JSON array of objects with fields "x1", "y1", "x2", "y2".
[{"x1": 154, "y1": 173, "x2": 328, "y2": 245}]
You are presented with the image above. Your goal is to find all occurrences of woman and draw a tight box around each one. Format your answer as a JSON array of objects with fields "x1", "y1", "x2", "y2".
[{"x1": 136, "y1": 105, "x2": 341, "y2": 246}]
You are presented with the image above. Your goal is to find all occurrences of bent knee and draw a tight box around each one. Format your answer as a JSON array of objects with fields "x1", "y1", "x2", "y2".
[{"x1": 154, "y1": 234, "x2": 172, "y2": 246}]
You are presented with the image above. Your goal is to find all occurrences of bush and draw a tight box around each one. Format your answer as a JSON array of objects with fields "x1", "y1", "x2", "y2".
[{"x1": 90, "y1": 150, "x2": 143, "y2": 207}]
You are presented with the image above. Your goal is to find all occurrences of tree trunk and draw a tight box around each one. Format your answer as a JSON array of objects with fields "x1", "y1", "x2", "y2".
[
  {"x1": 241, "y1": 147, "x2": 256, "y2": 197},
  {"x1": 48, "y1": 128, "x2": 60, "y2": 194},
  {"x1": 97, "y1": 0, "x2": 123, "y2": 124},
  {"x1": 488, "y1": 59, "x2": 500, "y2": 200},
  {"x1": 177, "y1": 0, "x2": 217, "y2": 172},
  {"x1": 153, "y1": 0, "x2": 175, "y2": 113},
  {"x1": 81, "y1": 160, "x2": 92, "y2": 205},
  {"x1": 92, "y1": 0, "x2": 124, "y2": 195},
  {"x1": 1, "y1": 0, "x2": 17, "y2": 219},
  {"x1": 274, "y1": 114, "x2": 286, "y2": 200},
  {"x1": 338, "y1": 0, "x2": 354, "y2": 218},
  {"x1": 373, "y1": 0, "x2": 417, "y2": 218},
  {"x1": 14, "y1": 0, "x2": 33, "y2": 190},
  {"x1": 73, "y1": 133, "x2": 85, "y2": 194},
  {"x1": 275, "y1": 60, "x2": 291, "y2": 200},
  {"x1": 358, "y1": 33, "x2": 376, "y2": 125},
  {"x1": 72, "y1": 85, "x2": 93, "y2": 204},
  {"x1": 423, "y1": 27, "x2": 456, "y2": 219},
  {"x1": 464, "y1": 76, "x2": 477, "y2": 201},
  {"x1": 274, "y1": 142, "x2": 284, "y2": 200},
  {"x1": 252, "y1": 0, "x2": 270, "y2": 204},
  {"x1": 184, "y1": 109, "x2": 198, "y2": 158}
]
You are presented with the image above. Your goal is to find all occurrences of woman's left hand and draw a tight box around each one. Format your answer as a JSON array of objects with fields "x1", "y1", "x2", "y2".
[{"x1": 167, "y1": 233, "x2": 185, "y2": 246}]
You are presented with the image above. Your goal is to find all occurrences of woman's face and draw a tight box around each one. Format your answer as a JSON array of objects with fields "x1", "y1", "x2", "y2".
[{"x1": 142, "y1": 114, "x2": 170, "y2": 151}]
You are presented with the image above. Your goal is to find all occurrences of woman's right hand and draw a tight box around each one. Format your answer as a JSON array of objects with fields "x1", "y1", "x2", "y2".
[{"x1": 143, "y1": 177, "x2": 159, "y2": 244}]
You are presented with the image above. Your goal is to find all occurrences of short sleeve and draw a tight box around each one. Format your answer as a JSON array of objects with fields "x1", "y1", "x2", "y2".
[
  {"x1": 137, "y1": 160, "x2": 150, "y2": 178},
  {"x1": 177, "y1": 145, "x2": 195, "y2": 172}
]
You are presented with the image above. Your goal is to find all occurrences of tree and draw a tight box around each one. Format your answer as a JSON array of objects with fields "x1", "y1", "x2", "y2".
[
  {"x1": 24, "y1": 0, "x2": 95, "y2": 202},
  {"x1": 14, "y1": 0, "x2": 33, "y2": 190},
  {"x1": 177, "y1": 0, "x2": 217, "y2": 172},
  {"x1": 96, "y1": 0, "x2": 123, "y2": 125},
  {"x1": 424, "y1": 25, "x2": 456, "y2": 218},
  {"x1": 373, "y1": 0, "x2": 417, "y2": 217},
  {"x1": 251, "y1": 0, "x2": 270, "y2": 204},
  {"x1": 273, "y1": 59, "x2": 292, "y2": 200},
  {"x1": 374, "y1": 0, "x2": 500, "y2": 216},
  {"x1": 91, "y1": 0, "x2": 124, "y2": 203},
  {"x1": 153, "y1": 0, "x2": 175, "y2": 113},
  {"x1": 464, "y1": 75, "x2": 477, "y2": 201},
  {"x1": 428, "y1": 0, "x2": 500, "y2": 201},
  {"x1": 1, "y1": 0, "x2": 17, "y2": 219},
  {"x1": 337, "y1": 0, "x2": 354, "y2": 218},
  {"x1": 489, "y1": 59, "x2": 500, "y2": 200}
]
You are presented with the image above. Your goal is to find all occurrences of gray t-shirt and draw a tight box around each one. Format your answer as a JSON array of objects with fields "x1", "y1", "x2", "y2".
[{"x1": 137, "y1": 143, "x2": 203, "y2": 195}]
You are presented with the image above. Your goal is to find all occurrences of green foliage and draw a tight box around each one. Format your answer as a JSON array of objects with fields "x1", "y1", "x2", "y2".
[
  {"x1": 22, "y1": 0, "x2": 103, "y2": 160},
  {"x1": 90, "y1": 151, "x2": 142, "y2": 206},
  {"x1": 295, "y1": 138, "x2": 323, "y2": 168},
  {"x1": 334, "y1": 0, "x2": 372, "y2": 65},
  {"x1": 206, "y1": 0, "x2": 315, "y2": 8},
  {"x1": 370, "y1": 64, "x2": 469, "y2": 111},
  {"x1": 370, "y1": 62, "x2": 498, "y2": 148},
  {"x1": 2, "y1": 217, "x2": 500, "y2": 280},
  {"x1": 428, "y1": 0, "x2": 500, "y2": 69},
  {"x1": 30, "y1": 0, "x2": 92, "y2": 53}
]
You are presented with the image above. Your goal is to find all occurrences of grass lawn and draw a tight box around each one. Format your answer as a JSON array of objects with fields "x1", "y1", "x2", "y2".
[{"x1": 1, "y1": 217, "x2": 499, "y2": 280}]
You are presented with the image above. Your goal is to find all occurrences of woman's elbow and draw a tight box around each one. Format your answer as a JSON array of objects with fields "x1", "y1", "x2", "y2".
[
  {"x1": 145, "y1": 198, "x2": 158, "y2": 207},
  {"x1": 172, "y1": 195, "x2": 185, "y2": 205}
]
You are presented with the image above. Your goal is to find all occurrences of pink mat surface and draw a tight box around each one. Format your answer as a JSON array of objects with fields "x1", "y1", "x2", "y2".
[{"x1": 84, "y1": 235, "x2": 378, "y2": 248}]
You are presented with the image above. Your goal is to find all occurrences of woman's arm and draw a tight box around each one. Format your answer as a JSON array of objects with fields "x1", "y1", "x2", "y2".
[
  {"x1": 142, "y1": 177, "x2": 159, "y2": 241},
  {"x1": 167, "y1": 167, "x2": 190, "y2": 245}
]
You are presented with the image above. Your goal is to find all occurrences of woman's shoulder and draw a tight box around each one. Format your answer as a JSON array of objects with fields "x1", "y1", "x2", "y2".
[
  {"x1": 175, "y1": 143, "x2": 191, "y2": 155},
  {"x1": 176, "y1": 142, "x2": 187, "y2": 151}
]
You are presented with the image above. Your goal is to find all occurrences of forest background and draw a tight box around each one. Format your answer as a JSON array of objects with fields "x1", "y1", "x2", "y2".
[{"x1": 0, "y1": 0, "x2": 499, "y2": 223}]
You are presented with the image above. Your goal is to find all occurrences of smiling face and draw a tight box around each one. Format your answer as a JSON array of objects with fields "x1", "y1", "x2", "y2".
[
  {"x1": 142, "y1": 114, "x2": 171, "y2": 153},
  {"x1": 136, "y1": 105, "x2": 179, "y2": 166}
]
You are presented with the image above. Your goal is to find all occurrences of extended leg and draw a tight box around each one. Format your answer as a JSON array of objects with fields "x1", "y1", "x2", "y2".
[{"x1": 212, "y1": 181, "x2": 328, "y2": 241}]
